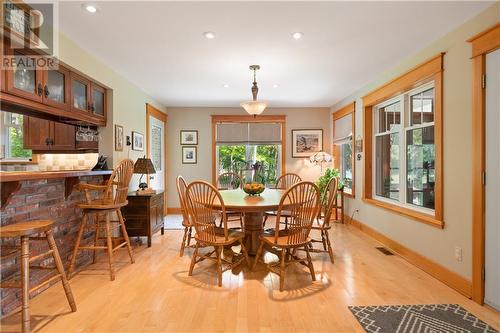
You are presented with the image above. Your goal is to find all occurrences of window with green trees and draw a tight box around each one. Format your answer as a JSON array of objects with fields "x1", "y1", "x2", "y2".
[{"x1": 0, "y1": 111, "x2": 32, "y2": 161}]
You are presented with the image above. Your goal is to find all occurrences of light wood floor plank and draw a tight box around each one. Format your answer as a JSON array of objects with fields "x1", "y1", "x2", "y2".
[{"x1": 1, "y1": 217, "x2": 498, "y2": 332}]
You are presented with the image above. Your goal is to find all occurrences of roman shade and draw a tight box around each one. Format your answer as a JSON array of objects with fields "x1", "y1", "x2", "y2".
[
  {"x1": 333, "y1": 113, "x2": 353, "y2": 145},
  {"x1": 216, "y1": 122, "x2": 281, "y2": 144}
]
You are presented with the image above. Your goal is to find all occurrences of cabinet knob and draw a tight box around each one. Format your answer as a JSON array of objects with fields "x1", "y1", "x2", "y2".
[
  {"x1": 44, "y1": 85, "x2": 49, "y2": 98},
  {"x1": 37, "y1": 82, "x2": 43, "y2": 96},
  {"x1": 45, "y1": 138, "x2": 51, "y2": 146}
]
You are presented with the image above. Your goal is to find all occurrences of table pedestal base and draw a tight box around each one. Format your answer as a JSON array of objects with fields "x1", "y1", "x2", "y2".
[{"x1": 243, "y1": 211, "x2": 264, "y2": 255}]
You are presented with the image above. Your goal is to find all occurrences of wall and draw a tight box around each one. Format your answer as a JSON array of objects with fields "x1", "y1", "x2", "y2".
[
  {"x1": 57, "y1": 33, "x2": 167, "y2": 189},
  {"x1": 330, "y1": 3, "x2": 499, "y2": 281},
  {"x1": 166, "y1": 107, "x2": 331, "y2": 208}
]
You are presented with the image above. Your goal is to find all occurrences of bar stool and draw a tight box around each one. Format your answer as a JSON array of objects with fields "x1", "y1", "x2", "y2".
[
  {"x1": 68, "y1": 159, "x2": 135, "y2": 281},
  {"x1": 0, "y1": 220, "x2": 77, "y2": 333}
]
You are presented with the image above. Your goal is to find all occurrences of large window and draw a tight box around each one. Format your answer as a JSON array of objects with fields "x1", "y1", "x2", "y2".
[
  {"x1": 362, "y1": 54, "x2": 443, "y2": 227},
  {"x1": 374, "y1": 83, "x2": 435, "y2": 212},
  {"x1": 0, "y1": 111, "x2": 32, "y2": 161},
  {"x1": 333, "y1": 102, "x2": 355, "y2": 196},
  {"x1": 212, "y1": 116, "x2": 285, "y2": 186}
]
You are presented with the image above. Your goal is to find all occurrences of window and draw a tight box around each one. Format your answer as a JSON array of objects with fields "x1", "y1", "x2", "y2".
[
  {"x1": 333, "y1": 102, "x2": 355, "y2": 196},
  {"x1": 0, "y1": 111, "x2": 32, "y2": 161},
  {"x1": 374, "y1": 83, "x2": 435, "y2": 212},
  {"x1": 212, "y1": 116, "x2": 285, "y2": 186},
  {"x1": 362, "y1": 54, "x2": 443, "y2": 227}
]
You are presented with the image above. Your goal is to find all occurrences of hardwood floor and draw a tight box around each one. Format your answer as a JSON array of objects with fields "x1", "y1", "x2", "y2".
[{"x1": 1, "y1": 216, "x2": 499, "y2": 332}]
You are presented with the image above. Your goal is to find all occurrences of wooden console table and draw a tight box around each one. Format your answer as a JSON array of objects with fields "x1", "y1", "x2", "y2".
[{"x1": 121, "y1": 191, "x2": 165, "y2": 247}]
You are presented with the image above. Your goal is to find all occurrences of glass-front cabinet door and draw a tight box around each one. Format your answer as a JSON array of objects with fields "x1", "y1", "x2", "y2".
[
  {"x1": 43, "y1": 65, "x2": 70, "y2": 109},
  {"x1": 4, "y1": 49, "x2": 44, "y2": 102},
  {"x1": 70, "y1": 73, "x2": 91, "y2": 113},
  {"x1": 91, "y1": 83, "x2": 106, "y2": 118}
]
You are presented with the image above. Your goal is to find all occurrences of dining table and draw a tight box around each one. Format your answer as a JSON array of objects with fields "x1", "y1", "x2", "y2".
[{"x1": 212, "y1": 188, "x2": 287, "y2": 255}]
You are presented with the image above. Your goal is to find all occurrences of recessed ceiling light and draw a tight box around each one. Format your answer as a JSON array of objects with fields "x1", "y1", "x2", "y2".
[
  {"x1": 292, "y1": 32, "x2": 303, "y2": 40},
  {"x1": 223, "y1": 84, "x2": 229, "y2": 88},
  {"x1": 204, "y1": 32, "x2": 216, "y2": 39},
  {"x1": 273, "y1": 84, "x2": 279, "y2": 88},
  {"x1": 83, "y1": 4, "x2": 97, "y2": 13}
]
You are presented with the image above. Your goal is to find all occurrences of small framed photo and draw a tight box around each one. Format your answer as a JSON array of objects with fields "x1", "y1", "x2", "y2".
[
  {"x1": 114, "y1": 124, "x2": 124, "y2": 151},
  {"x1": 292, "y1": 129, "x2": 323, "y2": 158},
  {"x1": 180, "y1": 130, "x2": 198, "y2": 145},
  {"x1": 182, "y1": 146, "x2": 197, "y2": 164},
  {"x1": 132, "y1": 131, "x2": 144, "y2": 151}
]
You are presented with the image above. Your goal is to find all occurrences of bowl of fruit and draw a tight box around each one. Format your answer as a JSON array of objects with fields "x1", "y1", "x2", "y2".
[{"x1": 243, "y1": 182, "x2": 265, "y2": 196}]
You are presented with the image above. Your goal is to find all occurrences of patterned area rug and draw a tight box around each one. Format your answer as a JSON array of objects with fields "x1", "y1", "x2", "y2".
[{"x1": 349, "y1": 304, "x2": 498, "y2": 333}]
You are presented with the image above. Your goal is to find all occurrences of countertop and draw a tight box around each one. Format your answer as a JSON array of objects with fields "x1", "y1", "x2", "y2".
[{"x1": 0, "y1": 170, "x2": 113, "y2": 182}]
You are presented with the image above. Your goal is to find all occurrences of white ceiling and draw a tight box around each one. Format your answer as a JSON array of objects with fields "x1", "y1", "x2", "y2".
[{"x1": 59, "y1": 1, "x2": 493, "y2": 108}]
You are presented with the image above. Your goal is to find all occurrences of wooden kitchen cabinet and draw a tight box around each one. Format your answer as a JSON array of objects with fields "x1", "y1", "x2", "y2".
[
  {"x1": 121, "y1": 191, "x2": 165, "y2": 247},
  {"x1": 3, "y1": 48, "x2": 44, "y2": 103},
  {"x1": 23, "y1": 116, "x2": 75, "y2": 151},
  {"x1": 43, "y1": 65, "x2": 71, "y2": 110}
]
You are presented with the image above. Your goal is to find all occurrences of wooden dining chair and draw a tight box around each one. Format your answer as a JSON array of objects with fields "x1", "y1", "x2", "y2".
[
  {"x1": 217, "y1": 172, "x2": 243, "y2": 229},
  {"x1": 263, "y1": 173, "x2": 302, "y2": 227},
  {"x1": 253, "y1": 181, "x2": 320, "y2": 291},
  {"x1": 185, "y1": 181, "x2": 250, "y2": 287},
  {"x1": 176, "y1": 175, "x2": 194, "y2": 257},
  {"x1": 309, "y1": 177, "x2": 338, "y2": 263},
  {"x1": 68, "y1": 159, "x2": 135, "y2": 281}
]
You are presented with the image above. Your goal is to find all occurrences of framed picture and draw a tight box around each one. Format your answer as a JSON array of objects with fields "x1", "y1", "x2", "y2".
[
  {"x1": 132, "y1": 131, "x2": 144, "y2": 151},
  {"x1": 114, "y1": 124, "x2": 124, "y2": 151},
  {"x1": 180, "y1": 130, "x2": 198, "y2": 145},
  {"x1": 182, "y1": 146, "x2": 197, "y2": 164},
  {"x1": 292, "y1": 129, "x2": 323, "y2": 158}
]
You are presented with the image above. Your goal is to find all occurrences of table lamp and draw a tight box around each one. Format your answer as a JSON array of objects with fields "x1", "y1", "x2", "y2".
[
  {"x1": 134, "y1": 157, "x2": 156, "y2": 195},
  {"x1": 309, "y1": 151, "x2": 332, "y2": 174}
]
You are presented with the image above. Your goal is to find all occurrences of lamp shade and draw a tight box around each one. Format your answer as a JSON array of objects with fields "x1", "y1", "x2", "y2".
[
  {"x1": 240, "y1": 100, "x2": 268, "y2": 116},
  {"x1": 134, "y1": 157, "x2": 156, "y2": 174},
  {"x1": 309, "y1": 151, "x2": 332, "y2": 165}
]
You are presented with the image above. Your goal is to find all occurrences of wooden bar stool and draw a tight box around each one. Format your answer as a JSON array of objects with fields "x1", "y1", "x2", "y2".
[
  {"x1": 68, "y1": 159, "x2": 135, "y2": 281},
  {"x1": 0, "y1": 220, "x2": 77, "y2": 333}
]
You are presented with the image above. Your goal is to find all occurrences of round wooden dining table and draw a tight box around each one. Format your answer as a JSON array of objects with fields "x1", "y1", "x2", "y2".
[{"x1": 212, "y1": 189, "x2": 286, "y2": 255}]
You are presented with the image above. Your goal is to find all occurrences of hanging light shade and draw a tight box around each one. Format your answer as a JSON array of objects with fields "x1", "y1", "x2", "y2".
[{"x1": 241, "y1": 65, "x2": 267, "y2": 116}]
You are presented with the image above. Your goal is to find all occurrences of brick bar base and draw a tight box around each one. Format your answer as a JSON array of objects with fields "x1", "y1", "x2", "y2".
[{"x1": 0, "y1": 176, "x2": 104, "y2": 316}]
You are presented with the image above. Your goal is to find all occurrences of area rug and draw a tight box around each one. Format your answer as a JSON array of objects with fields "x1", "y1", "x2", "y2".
[{"x1": 349, "y1": 304, "x2": 498, "y2": 333}]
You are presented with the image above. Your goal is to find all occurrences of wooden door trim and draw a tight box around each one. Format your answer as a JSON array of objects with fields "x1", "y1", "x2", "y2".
[
  {"x1": 146, "y1": 103, "x2": 168, "y2": 214},
  {"x1": 332, "y1": 102, "x2": 356, "y2": 197},
  {"x1": 468, "y1": 23, "x2": 500, "y2": 305}
]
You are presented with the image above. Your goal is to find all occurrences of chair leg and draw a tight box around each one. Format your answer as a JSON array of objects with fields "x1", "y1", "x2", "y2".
[
  {"x1": 216, "y1": 246, "x2": 223, "y2": 287},
  {"x1": 252, "y1": 242, "x2": 264, "y2": 270},
  {"x1": 284, "y1": 217, "x2": 288, "y2": 229},
  {"x1": 92, "y1": 214, "x2": 100, "y2": 264},
  {"x1": 68, "y1": 212, "x2": 88, "y2": 278},
  {"x1": 105, "y1": 213, "x2": 115, "y2": 281},
  {"x1": 239, "y1": 213, "x2": 244, "y2": 230},
  {"x1": 180, "y1": 227, "x2": 189, "y2": 257},
  {"x1": 20, "y1": 236, "x2": 30, "y2": 333},
  {"x1": 188, "y1": 241, "x2": 200, "y2": 276},
  {"x1": 239, "y1": 239, "x2": 250, "y2": 268},
  {"x1": 279, "y1": 248, "x2": 286, "y2": 292},
  {"x1": 325, "y1": 230, "x2": 334, "y2": 263},
  {"x1": 304, "y1": 244, "x2": 316, "y2": 281},
  {"x1": 187, "y1": 227, "x2": 192, "y2": 246},
  {"x1": 262, "y1": 215, "x2": 268, "y2": 227},
  {"x1": 321, "y1": 230, "x2": 328, "y2": 251},
  {"x1": 45, "y1": 230, "x2": 77, "y2": 312},
  {"x1": 117, "y1": 209, "x2": 134, "y2": 264}
]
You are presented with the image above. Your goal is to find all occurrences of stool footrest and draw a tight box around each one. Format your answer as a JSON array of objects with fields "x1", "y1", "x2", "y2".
[
  {"x1": 30, "y1": 274, "x2": 62, "y2": 293},
  {"x1": 112, "y1": 241, "x2": 127, "y2": 252},
  {"x1": 29, "y1": 250, "x2": 54, "y2": 263},
  {"x1": 79, "y1": 246, "x2": 108, "y2": 250}
]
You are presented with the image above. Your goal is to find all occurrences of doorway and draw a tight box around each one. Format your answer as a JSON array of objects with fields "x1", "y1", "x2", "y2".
[{"x1": 146, "y1": 103, "x2": 167, "y2": 214}]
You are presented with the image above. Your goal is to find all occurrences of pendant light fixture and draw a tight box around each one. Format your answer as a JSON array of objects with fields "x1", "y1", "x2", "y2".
[{"x1": 240, "y1": 65, "x2": 267, "y2": 116}]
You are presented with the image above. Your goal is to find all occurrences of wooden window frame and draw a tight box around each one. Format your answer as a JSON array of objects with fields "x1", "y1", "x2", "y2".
[
  {"x1": 361, "y1": 54, "x2": 444, "y2": 228},
  {"x1": 332, "y1": 102, "x2": 356, "y2": 198},
  {"x1": 468, "y1": 23, "x2": 500, "y2": 305},
  {"x1": 211, "y1": 115, "x2": 286, "y2": 185}
]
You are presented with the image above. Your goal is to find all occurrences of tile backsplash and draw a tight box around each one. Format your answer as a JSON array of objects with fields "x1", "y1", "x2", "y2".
[
  {"x1": 38, "y1": 153, "x2": 99, "y2": 171},
  {"x1": 1, "y1": 153, "x2": 99, "y2": 172}
]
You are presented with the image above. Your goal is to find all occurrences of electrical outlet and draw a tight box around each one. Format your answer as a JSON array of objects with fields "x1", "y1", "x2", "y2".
[{"x1": 454, "y1": 246, "x2": 462, "y2": 262}]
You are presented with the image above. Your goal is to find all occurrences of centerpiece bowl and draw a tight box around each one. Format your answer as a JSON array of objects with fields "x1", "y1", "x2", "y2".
[{"x1": 243, "y1": 182, "x2": 265, "y2": 196}]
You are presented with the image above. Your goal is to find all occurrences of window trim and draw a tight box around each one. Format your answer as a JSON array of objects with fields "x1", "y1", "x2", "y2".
[
  {"x1": 211, "y1": 115, "x2": 286, "y2": 185},
  {"x1": 362, "y1": 54, "x2": 444, "y2": 228},
  {"x1": 332, "y1": 102, "x2": 355, "y2": 198}
]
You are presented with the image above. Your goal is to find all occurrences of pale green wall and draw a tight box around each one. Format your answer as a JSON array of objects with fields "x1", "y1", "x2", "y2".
[
  {"x1": 57, "y1": 33, "x2": 167, "y2": 188},
  {"x1": 330, "y1": 3, "x2": 499, "y2": 280}
]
